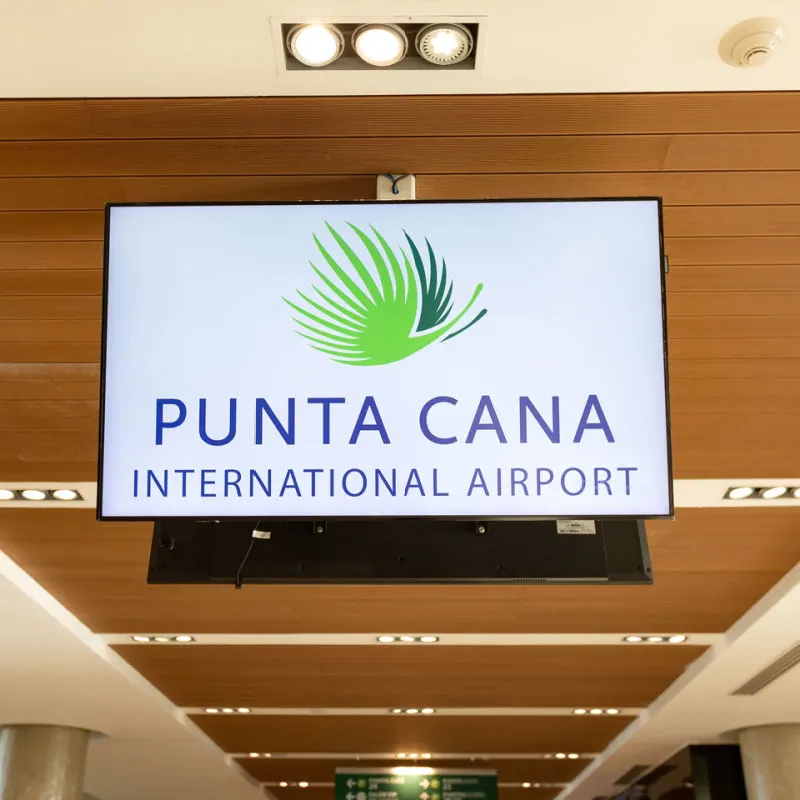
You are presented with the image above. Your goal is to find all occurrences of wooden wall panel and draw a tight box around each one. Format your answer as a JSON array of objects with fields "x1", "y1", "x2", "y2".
[
  {"x1": 0, "y1": 508, "x2": 797, "y2": 635},
  {"x1": 237, "y1": 759, "x2": 588, "y2": 784},
  {"x1": 190, "y1": 715, "x2": 629, "y2": 754},
  {"x1": 113, "y1": 645, "x2": 701, "y2": 708}
]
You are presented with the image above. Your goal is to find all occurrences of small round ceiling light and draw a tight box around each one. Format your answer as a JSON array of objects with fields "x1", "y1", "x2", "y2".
[
  {"x1": 668, "y1": 635, "x2": 688, "y2": 644},
  {"x1": 719, "y1": 17, "x2": 787, "y2": 68},
  {"x1": 0, "y1": 489, "x2": 15, "y2": 500},
  {"x1": 522, "y1": 783, "x2": 531, "y2": 789},
  {"x1": 727, "y1": 487, "x2": 755, "y2": 500},
  {"x1": 793, "y1": 488, "x2": 800, "y2": 499},
  {"x1": 416, "y1": 24, "x2": 474, "y2": 66},
  {"x1": 624, "y1": 635, "x2": 643, "y2": 643},
  {"x1": 21, "y1": 489, "x2": 47, "y2": 501},
  {"x1": 287, "y1": 24, "x2": 344, "y2": 68},
  {"x1": 421, "y1": 708, "x2": 435, "y2": 715},
  {"x1": 573, "y1": 708, "x2": 587, "y2": 715},
  {"x1": 174, "y1": 635, "x2": 195, "y2": 643},
  {"x1": 419, "y1": 636, "x2": 439, "y2": 643},
  {"x1": 131, "y1": 635, "x2": 152, "y2": 643},
  {"x1": 378, "y1": 635, "x2": 397, "y2": 643},
  {"x1": 52, "y1": 489, "x2": 79, "y2": 501},
  {"x1": 761, "y1": 486, "x2": 788, "y2": 499},
  {"x1": 353, "y1": 24, "x2": 408, "y2": 67}
]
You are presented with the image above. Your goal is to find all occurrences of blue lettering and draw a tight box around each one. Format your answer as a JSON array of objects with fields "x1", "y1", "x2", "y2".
[
  {"x1": 146, "y1": 470, "x2": 168, "y2": 497},
  {"x1": 224, "y1": 469, "x2": 242, "y2": 497},
  {"x1": 466, "y1": 396, "x2": 507, "y2": 443},
  {"x1": 308, "y1": 397, "x2": 345, "y2": 444},
  {"x1": 280, "y1": 469, "x2": 301, "y2": 497},
  {"x1": 520, "y1": 397, "x2": 560, "y2": 443},
  {"x1": 199, "y1": 398, "x2": 236, "y2": 446},
  {"x1": 467, "y1": 468, "x2": 490, "y2": 496},
  {"x1": 343, "y1": 468, "x2": 368, "y2": 497},
  {"x1": 511, "y1": 467, "x2": 529, "y2": 496},
  {"x1": 200, "y1": 469, "x2": 216, "y2": 497},
  {"x1": 419, "y1": 396, "x2": 457, "y2": 444},
  {"x1": 433, "y1": 469, "x2": 449, "y2": 496},
  {"x1": 594, "y1": 467, "x2": 612, "y2": 495},
  {"x1": 155, "y1": 399, "x2": 186, "y2": 445},
  {"x1": 175, "y1": 468, "x2": 194, "y2": 497},
  {"x1": 349, "y1": 396, "x2": 390, "y2": 444},
  {"x1": 617, "y1": 466, "x2": 638, "y2": 495},
  {"x1": 249, "y1": 469, "x2": 271, "y2": 497},
  {"x1": 376, "y1": 469, "x2": 397, "y2": 496},
  {"x1": 404, "y1": 469, "x2": 425, "y2": 496},
  {"x1": 255, "y1": 398, "x2": 295, "y2": 445},
  {"x1": 133, "y1": 469, "x2": 139, "y2": 497},
  {"x1": 304, "y1": 468, "x2": 322, "y2": 496},
  {"x1": 574, "y1": 395, "x2": 614, "y2": 443},
  {"x1": 536, "y1": 467, "x2": 553, "y2": 495},
  {"x1": 561, "y1": 467, "x2": 586, "y2": 496}
]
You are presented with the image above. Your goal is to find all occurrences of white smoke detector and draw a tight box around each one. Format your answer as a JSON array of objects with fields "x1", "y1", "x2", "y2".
[{"x1": 719, "y1": 17, "x2": 787, "y2": 67}]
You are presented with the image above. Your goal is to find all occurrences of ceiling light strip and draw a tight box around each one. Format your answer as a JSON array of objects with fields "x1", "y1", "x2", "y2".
[
  {"x1": 262, "y1": 783, "x2": 569, "y2": 789},
  {"x1": 229, "y1": 752, "x2": 600, "y2": 760},
  {"x1": 103, "y1": 632, "x2": 719, "y2": 646},
  {"x1": 187, "y1": 707, "x2": 642, "y2": 716}
]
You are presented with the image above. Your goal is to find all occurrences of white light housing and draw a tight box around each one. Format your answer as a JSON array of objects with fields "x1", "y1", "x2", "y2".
[
  {"x1": 353, "y1": 24, "x2": 408, "y2": 67},
  {"x1": 287, "y1": 24, "x2": 344, "y2": 67},
  {"x1": 391, "y1": 708, "x2": 404, "y2": 715},
  {"x1": 205, "y1": 708, "x2": 219, "y2": 714},
  {"x1": 280, "y1": 782, "x2": 289, "y2": 788},
  {"x1": 416, "y1": 23, "x2": 474, "y2": 66},
  {"x1": 794, "y1": 488, "x2": 800, "y2": 499},
  {"x1": 624, "y1": 635, "x2": 643, "y2": 643},
  {"x1": 646, "y1": 636, "x2": 665, "y2": 643},
  {"x1": 421, "y1": 708, "x2": 435, "y2": 715},
  {"x1": 606, "y1": 708, "x2": 620, "y2": 715},
  {"x1": 668, "y1": 635, "x2": 688, "y2": 644},
  {"x1": 555, "y1": 753, "x2": 567, "y2": 759},
  {"x1": 298, "y1": 782, "x2": 309, "y2": 788},
  {"x1": 222, "y1": 708, "x2": 234, "y2": 714},
  {"x1": 175, "y1": 635, "x2": 195, "y2": 643},
  {"x1": 405, "y1": 708, "x2": 419, "y2": 715},
  {"x1": 154, "y1": 636, "x2": 171, "y2": 643},
  {"x1": 52, "y1": 488, "x2": 79, "y2": 500},
  {"x1": 378, "y1": 636, "x2": 397, "y2": 643},
  {"x1": 760, "y1": 486, "x2": 788, "y2": 499},
  {"x1": 522, "y1": 783, "x2": 531, "y2": 789},
  {"x1": 568, "y1": 753, "x2": 580, "y2": 760},
  {"x1": 0, "y1": 489, "x2": 15, "y2": 500},
  {"x1": 419, "y1": 636, "x2": 439, "y2": 643},
  {"x1": 573, "y1": 708, "x2": 587, "y2": 715},
  {"x1": 589, "y1": 708, "x2": 603, "y2": 715},
  {"x1": 131, "y1": 635, "x2": 152, "y2": 643},
  {"x1": 727, "y1": 486, "x2": 755, "y2": 500},
  {"x1": 237, "y1": 707, "x2": 251, "y2": 714},
  {"x1": 21, "y1": 489, "x2": 47, "y2": 501}
]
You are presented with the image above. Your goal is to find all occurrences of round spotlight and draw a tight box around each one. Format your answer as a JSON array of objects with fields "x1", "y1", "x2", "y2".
[
  {"x1": 624, "y1": 635, "x2": 643, "y2": 643},
  {"x1": 174, "y1": 635, "x2": 195, "y2": 643},
  {"x1": 391, "y1": 709, "x2": 404, "y2": 715},
  {"x1": 555, "y1": 753, "x2": 567, "y2": 760},
  {"x1": 728, "y1": 486, "x2": 755, "y2": 500},
  {"x1": 249, "y1": 753, "x2": 260, "y2": 758},
  {"x1": 606, "y1": 708, "x2": 620, "y2": 715},
  {"x1": 21, "y1": 489, "x2": 47, "y2": 501},
  {"x1": 405, "y1": 708, "x2": 419, "y2": 715},
  {"x1": 573, "y1": 709, "x2": 587, "y2": 715},
  {"x1": 205, "y1": 708, "x2": 219, "y2": 714},
  {"x1": 568, "y1": 753, "x2": 580, "y2": 760},
  {"x1": 399, "y1": 636, "x2": 415, "y2": 643},
  {"x1": 421, "y1": 708, "x2": 435, "y2": 715},
  {"x1": 378, "y1": 636, "x2": 397, "y2": 643},
  {"x1": 793, "y1": 487, "x2": 800, "y2": 499},
  {"x1": 153, "y1": 636, "x2": 171, "y2": 643},
  {"x1": 760, "y1": 486, "x2": 788, "y2": 499},
  {"x1": 0, "y1": 489, "x2": 16, "y2": 500},
  {"x1": 668, "y1": 635, "x2": 688, "y2": 644},
  {"x1": 52, "y1": 489, "x2": 79, "y2": 501},
  {"x1": 221, "y1": 708, "x2": 234, "y2": 714},
  {"x1": 396, "y1": 753, "x2": 407, "y2": 759},
  {"x1": 131, "y1": 635, "x2": 152, "y2": 643},
  {"x1": 522, "y1": 783, "x2": 531, "y2": 789},
  {"x1": 299, "y1": 782, "x2": 309, "y2": 788},
  {"x1": 416, "y1": 23, "x2": 474, "y2": 66},
  {"x1": 646, "y1": 636, "x2": 665, "y2": 643},
  {"x1": 280, "y1": 782, "x2": 289, "y2": 788},
  {"x1": 408, "y1": 754, "x2": 419, "y2": 760},
  {"x1": 419, "y1": 636, "x2": 439, "y2": 643},
  {"x1": 352, "y1": 24, "x2": 408, "y2": 67},
  {"x1": 422, "y1": 753, "x2": 432, "y2": 759},
  {"x1": 287, "y1": 24, "x2": 344, "y2": 68},
  {"x1": 237, "y1": 708, "x2": 252, "y2": 714}
]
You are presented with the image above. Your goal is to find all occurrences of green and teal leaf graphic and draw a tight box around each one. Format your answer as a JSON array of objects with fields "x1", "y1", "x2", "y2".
[{"x1": 284, "y1": 222, "x2": 487, "y2": 366}]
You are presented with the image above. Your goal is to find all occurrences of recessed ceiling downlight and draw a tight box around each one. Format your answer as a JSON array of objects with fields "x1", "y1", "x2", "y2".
[
  {"x1": 416, "y1": 24, "x2": 474, "y2": 66},
  {"x1": 760, "y1": 486, "x2": 789, "y2": 499},
  {"x1": 287, "y1": 24, "x2": 344, "y2": 67},
  {"x1": 21, "y1": 489, "x2": 47, "y2": 501},
  {"x1": 353, "y1": 24, "x2": 408, "y2": 67}
]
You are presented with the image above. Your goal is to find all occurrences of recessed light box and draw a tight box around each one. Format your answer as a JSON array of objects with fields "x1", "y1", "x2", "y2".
[{"x1": 282, "y1": 21, "x2": 480, "y2": 71}]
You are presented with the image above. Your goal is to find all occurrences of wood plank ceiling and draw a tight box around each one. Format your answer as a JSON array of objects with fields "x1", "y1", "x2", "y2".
[{"x1": 0, "y1": 92, "x2": 799, "y2": 797}]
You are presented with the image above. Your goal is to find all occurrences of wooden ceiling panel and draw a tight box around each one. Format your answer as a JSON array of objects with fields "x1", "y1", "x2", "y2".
[
  {"x1": 112, "y1": 645, "x2": 700, "y2": 708},
  {"x1": 237, "y1": 759, "x2": 588, "y2": 785},
  {"x1": 0, "y1": 508, "x2": 797, "y2": 635},
  {"x1": 191, "y1": 715, "x2": 628, "y2": 754}
]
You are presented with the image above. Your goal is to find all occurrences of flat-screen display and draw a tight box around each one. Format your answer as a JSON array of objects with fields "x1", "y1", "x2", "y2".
[{"x1": 99, "y1": 199, "x2": 671, "y2": 520}]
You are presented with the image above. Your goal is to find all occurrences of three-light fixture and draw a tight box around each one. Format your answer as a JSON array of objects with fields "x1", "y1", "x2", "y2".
[
  {"x1": 286, "y1": 22, "x2": 474, "y2": 69},
  {"x1": 391, "y1": 707, "x2": 436, "y2": 715},
  {"x1": 0, "y1": 488, "x2": 83, "y2": 502},
  {"x1": 725, "y1": 486, "x2": 800, "y2": 500}
]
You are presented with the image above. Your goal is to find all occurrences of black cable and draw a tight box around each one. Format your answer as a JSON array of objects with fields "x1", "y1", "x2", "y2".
[
  {"x1": 234, "y1": 535, "x2": 257, "y2": 590},
  {"x1": 381, "y1": 173, "x2": 407, "y2": 195}
]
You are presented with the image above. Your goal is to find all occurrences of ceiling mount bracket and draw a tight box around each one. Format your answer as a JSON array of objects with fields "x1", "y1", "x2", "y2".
[{"x1": 377, "y1": 173, "x2": 416, "y2": 201}]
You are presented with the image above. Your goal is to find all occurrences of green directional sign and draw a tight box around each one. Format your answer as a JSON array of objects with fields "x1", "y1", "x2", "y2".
[{"x1": 335, "y1": 769, "x2": 497, "y2": 800}]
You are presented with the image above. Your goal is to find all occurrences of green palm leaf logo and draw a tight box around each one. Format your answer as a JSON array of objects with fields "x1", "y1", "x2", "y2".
[{"x1": 284, "y1": 222, "x2": 487, "y2": 366}]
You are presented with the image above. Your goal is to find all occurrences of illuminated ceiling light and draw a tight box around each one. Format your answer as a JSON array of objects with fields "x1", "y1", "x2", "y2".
[
  {"x1": 249, "y1": 752, "x2": 260, "y2": 758},
  {"x1": 280, "y1": 782, "x2": 289, "y2": 788},
  {"x1": 573, "y1": 709, "x2": 587, "y2": 715},
  {"x1": 237, "y1": 707, "x2": 252, "y2": 714},
  {"x1": 174, "y1": 635, "x2": 195, "y2": 643},
  {"x1": 624, "y1": 635, "x2": 643, "y2": 643},
  {"x1": 760, "y1": 486, "x2": 788, "y2": 499},
  {"x1": 646, "y1": 636, "x2": 665, "y2": 643},
  {"x1": 205, "y1": 708, "x2": 219, "y2": 714},
  {"x1": 421, "y1": 708, "x2": 435, "y2": 715},
  {"x1": 221, "y1": 708, "x2": 235, "y2": 714},
  {"x1": 668, "y1": 635, "x2": 688, "y2": 644},
  {"x1": 416, "y1": 23, "x2": 474, "y2": 66},
  {"x1": 391, "y1": 708, "x2": 404, "y2": 715},
  {"x1": 589, "y1": 709, "x2": 603, "y2": 715},
  {"x1": 405, "y1": 708, "x2": 419, "y2": 715},
  {"x1": 727, "y1": 486, "x2": 755, "y2": 500},
  {"x1": 408, "y1": 754, "x2": 419, "y2": 759},
  {"x1": 793, "y1": 488, "x2": 800, "y2": 499},
  {"x1": 287, "y1": 24, "x2": 344, "y2": 67},
  {"x1": 396, "y1": 753, "x2": 407, "y2": 759},
  {"x1": 131, "y1": 635, "x2": 152, "y2": 643},
  {"x1": 522, "y1": 783, "x2": 532, "y2": 789},
  {"x1": 392, "y1": 767, "x2": 434, "y2": 776},
  {"x1": 298, "y1": 782, "x2": 309, "y2": 788},
  {"x1": 419, "y1": 636, "x2": 439, "y2": 643},
  {"x1": 606, "y1": 708, "x2": 620, "y2": 715},
  {"x1": 568, "y1": 753, "x2": 580, "y2": 760},
  {"x1": 154, "y1": 636, "x2": 171, "y2": 643},
  {"x1": 421, "y1": 753, "x2": 432, "y2": 759},
  {"x1": 21, "y1": 489, "x2": 47, "y2": 501},
  {"x1": 52, "y1": 488, "x2": 79, "y2": 500},
  {"x1": 399, "y1": 636, "x2": 416, "y2": 643},
  {"x1": 352, "y1": 24, "x2": 408, "y2": 67},
  {"x1": 555, "y1": 753, "x2": 567, "y2": 760},
  {"x1": 0, "y1": 489, "x2": 16, "y2": 500},
  {"x1": 378, "y1": 636, "x2": 397, "y2": 643}
]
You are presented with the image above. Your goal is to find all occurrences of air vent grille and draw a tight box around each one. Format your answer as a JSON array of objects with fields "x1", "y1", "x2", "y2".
[
  {"x1": 732, "y1": 641, "x2": 800, "y2": 695},
  {"x1": 614, "y1": 765, "x2": 650, "y2": 785}
]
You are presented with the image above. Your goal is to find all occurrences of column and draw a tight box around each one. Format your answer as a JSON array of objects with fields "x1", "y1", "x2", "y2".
[
  {"x1": 0, "y1": 725, "x2": 89, "y2": 800},
  {"x1": 739, "y1": 724, "x2": 800, "y2": 800}
]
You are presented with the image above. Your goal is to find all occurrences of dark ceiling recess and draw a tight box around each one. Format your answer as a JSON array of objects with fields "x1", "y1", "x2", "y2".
[
  {"x1": 282, "y1": 22, "x2": 479, "y2": 70},
  {"x1": 614, "y1": 765, "x2": 652, "y2": 786}
]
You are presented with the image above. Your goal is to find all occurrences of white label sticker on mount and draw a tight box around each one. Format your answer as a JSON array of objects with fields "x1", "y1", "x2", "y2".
[{"x1": 556, "y1": 520, "x2": 597, "y2": 535}]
